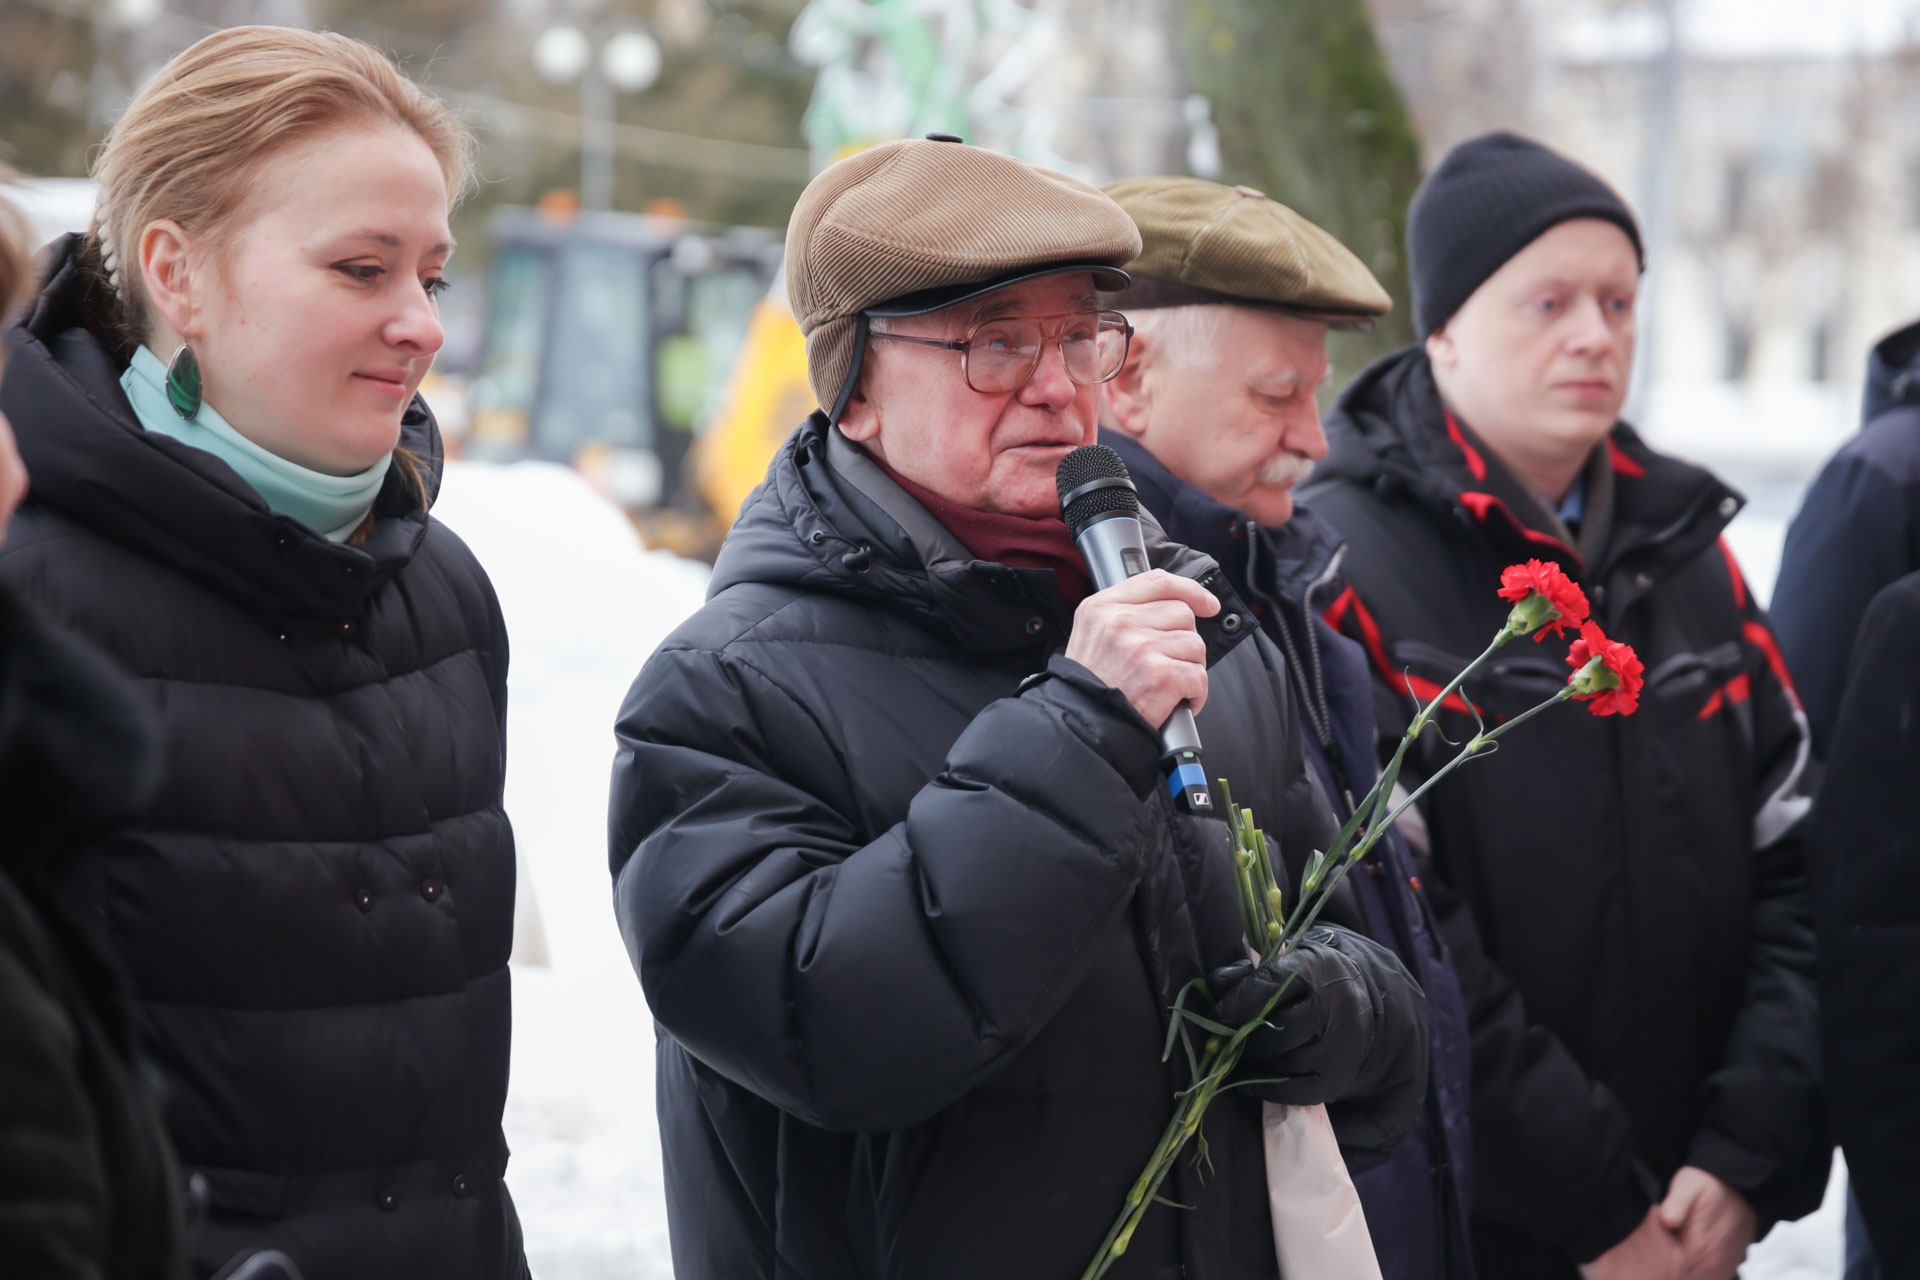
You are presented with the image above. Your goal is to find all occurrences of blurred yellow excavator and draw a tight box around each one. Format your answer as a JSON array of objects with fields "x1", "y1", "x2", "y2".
[
  {"x1": 687, "y1": 278, "x2": 814, "y2": 535},
  {"x1": 450, "y1": 194, "x2": 799, "y2": 558}
]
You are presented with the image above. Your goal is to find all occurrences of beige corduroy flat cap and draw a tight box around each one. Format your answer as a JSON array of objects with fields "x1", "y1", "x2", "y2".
[
  {"x1": 1102, "y1": 176, "x2": 1391, "y2": 329},
  {"x1": 785, "y1": 136, "x2": 1143, "y2": 421}
]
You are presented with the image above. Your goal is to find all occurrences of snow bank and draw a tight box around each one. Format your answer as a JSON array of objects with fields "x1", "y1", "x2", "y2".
[{"x1": 435, "y1": 460, "x2": 707, "y2": 1279}]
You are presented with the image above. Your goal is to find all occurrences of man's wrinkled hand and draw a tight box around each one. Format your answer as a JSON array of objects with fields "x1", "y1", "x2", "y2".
[
  {"x1": 1656, "y1": 1166, "x2": 1756, "y2": 1280},
  {"x1": 1064, "y1": 569, "x2": 1217, "y2": 728},
  {"x1": 1578, "y1": 1206, "x2": 1686, "y2": 1280}
]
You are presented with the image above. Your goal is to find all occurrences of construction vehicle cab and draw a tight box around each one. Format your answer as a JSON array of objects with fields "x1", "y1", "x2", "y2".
[{"x1": 462, "y1": 200, "x2": 781, "y2": 551}]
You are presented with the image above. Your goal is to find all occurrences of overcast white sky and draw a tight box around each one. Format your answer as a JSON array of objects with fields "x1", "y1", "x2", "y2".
[{"x1": 1553, "y1": 0, "x2": 1920, "y2": 59}]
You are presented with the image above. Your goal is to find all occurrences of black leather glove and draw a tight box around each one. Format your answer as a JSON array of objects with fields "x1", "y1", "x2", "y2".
[{"x1": 1211, "y1": 924, "x2": 1430, "y2": 1165}]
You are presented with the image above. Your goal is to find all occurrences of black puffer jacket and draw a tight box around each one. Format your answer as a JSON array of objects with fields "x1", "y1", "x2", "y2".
[
  {"x1": 1773, "y1": 318, "x2": 1920, "y2": 756},
  {"x1": 0, "y1": 584, "x2": 184, "y2": 1280},
  {"x1": 609, "y1": 415, "x2": 1429, "y2": 1280},
  {"x1": 1810, "y1": 570, "x2": 1920, "y2": 1277},
  {"x1": 1305, "y1": 348, "x2": 1826, "y2": 1277},
  {"x1": 0, "y1": 238, "x2": 525, "y2": 1280}
]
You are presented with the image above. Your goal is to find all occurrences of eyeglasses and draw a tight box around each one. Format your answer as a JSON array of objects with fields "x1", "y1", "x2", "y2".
[{"x1": 871, "y1": 309, "x2": 1133, "y2": 395}]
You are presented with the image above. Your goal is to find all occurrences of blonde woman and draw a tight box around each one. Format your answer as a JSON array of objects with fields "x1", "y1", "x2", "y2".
[{"x1": 0, "y1": 29, "x2": 525, "y2": 1279}]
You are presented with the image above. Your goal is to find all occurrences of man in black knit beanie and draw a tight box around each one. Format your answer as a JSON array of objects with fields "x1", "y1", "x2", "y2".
[{"x1": 1303, "y1": 132, "x2": 1828, "y2": 1280}]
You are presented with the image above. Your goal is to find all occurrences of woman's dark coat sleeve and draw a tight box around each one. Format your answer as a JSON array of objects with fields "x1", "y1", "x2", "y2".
[{"x1": 609, "y1": 647, "x2": 1170, "y2": 1133}]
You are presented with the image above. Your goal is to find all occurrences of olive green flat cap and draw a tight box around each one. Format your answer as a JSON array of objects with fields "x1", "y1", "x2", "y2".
[
  {"x1": 786, "y1": 136, "x2": 1142, "y2": 421},
  {"x1": 1102, "y1": 176, "x2": 1391, "y2": 326}
]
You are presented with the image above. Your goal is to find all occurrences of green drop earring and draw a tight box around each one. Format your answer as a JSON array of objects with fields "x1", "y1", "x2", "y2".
[{"x1": 165, "y1": 344, "x2": 202, "y2": 420}]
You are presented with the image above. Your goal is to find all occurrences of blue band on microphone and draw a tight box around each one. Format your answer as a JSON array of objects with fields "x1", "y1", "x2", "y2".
[{"x1": 1167, "y1": 761, "x2": 1208, "y2": 800}]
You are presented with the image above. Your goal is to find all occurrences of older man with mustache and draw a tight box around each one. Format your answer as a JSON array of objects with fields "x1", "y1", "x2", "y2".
[{"x1": 1097, "y1": 176, "x2": 1477, "y2": 1280}]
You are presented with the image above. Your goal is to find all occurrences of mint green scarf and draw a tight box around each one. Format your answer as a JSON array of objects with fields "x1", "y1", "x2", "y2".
[{"x1": 120, "y1": 345, "x2": 392, "y2": 543}]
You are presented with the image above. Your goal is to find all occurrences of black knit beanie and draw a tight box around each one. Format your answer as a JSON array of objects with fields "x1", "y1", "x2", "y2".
[{"x1": 1407, "y1": 131, "x2": 1644, "y2": 337}]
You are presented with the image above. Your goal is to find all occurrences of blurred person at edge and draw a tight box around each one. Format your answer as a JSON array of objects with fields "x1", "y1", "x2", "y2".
[
  {"x1": 1773, "y1": 318, "x2": 1920, "y2": 1280},
  {"x1": 1301, "y1": 131, "x2": 1827, "y2": 1280},
  {"x1": 0, "y1": 28, "x2": 527, "y2": 1280},
  {"x1": 1095, "y1": 176, "x2": 1476, "y2": 1280},
  {"x1": 608, "y1": 136, "x2": 1432, "y2": 1280},
  {"x1": 1799, "y1": 566, "x2": 1920, "y2": 1280},
  {"x1": 0, "y1": 181, "x2": 187, "y2": 1280}
]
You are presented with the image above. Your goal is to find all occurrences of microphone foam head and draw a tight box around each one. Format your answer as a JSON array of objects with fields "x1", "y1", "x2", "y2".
[{"x1": 1057, "y1": 444, "x2": 1140, "y2": 535}]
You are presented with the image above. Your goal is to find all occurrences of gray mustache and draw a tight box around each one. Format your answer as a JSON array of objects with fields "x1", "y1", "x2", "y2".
[{"x1": 1256, "y1": 452, "x2": 1316, "y2": 487}]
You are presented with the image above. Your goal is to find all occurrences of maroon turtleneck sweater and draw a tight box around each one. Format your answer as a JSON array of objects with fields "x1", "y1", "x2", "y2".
[{"x1": 877, "y1": 461, "x2": 1093, "y2": 608}]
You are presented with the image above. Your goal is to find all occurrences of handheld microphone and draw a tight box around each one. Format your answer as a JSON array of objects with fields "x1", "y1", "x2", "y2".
[{"x1": 1057, "y1": 445, "x2": 1212, "y2": 814}]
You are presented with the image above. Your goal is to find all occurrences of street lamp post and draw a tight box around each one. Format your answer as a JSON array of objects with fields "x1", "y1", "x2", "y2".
[{"x1": 533, "y1": 20, "x2": 664, "y2": 210}]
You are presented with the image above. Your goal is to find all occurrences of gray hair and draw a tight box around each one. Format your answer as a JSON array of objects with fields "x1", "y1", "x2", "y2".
[{"x1": 1125, "y1": 304, "x2": 1232, "y2": 372}]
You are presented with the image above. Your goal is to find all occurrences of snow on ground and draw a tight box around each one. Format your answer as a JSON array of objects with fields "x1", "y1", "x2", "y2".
[
  {"x1": 436, "y1": 457, "x2": 1843, "y2": 1278},
  {"x1": 436, "y1": 460, "x2": 706, "y2": 1279}
]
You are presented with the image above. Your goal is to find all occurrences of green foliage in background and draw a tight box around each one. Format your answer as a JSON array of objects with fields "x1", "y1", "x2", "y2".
[
  {"x1": 0, "y1": 5, "x2": 105, "y2": 180},
  {"x1": 1178, "y1": 0, "x2": 1423, "y2": 368},
  {"x1": 3, "y1": 0, "x2": 814, "y2": 237}
]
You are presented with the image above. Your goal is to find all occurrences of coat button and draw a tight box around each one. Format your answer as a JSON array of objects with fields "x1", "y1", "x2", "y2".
[
  {"x1": 421, "y1": 879, "x2": 445, "y2": 903},
  {"x1": 1025, "y1": 616, "x2": 1044, "y2": 635},
  {"x1": 377, "y1": 1189, "x2": 399, "y2": 1211},
  {"x1": 1634, "y1": 572, "x2": 1653, "y2": 590},
  {"x1": 1718, "y1": 496, "x2": 1738, "y2": 517},
  {"x1": 355, "y1": 888, "x2": 375, "y2": 912},
  {"x1": 451, "y1": 1173, "x2": 475, "y2": 1198},
  {"x1": 1221, "y1": 613, "x2": 1243, "y2": 633}
]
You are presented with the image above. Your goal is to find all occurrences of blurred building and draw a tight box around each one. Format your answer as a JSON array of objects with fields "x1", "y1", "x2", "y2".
[{"x1": 1377, "y1": 0, "x2": 1920, "y2": 468}]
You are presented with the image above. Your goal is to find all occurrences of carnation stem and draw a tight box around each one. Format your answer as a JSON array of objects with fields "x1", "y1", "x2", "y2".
[
  {"x1": 1081, "y1": 599, "x2": 1602, "y2": 1280},
  {"x1": 1407, "y1": 625, "x2": 1513, "y2": 738}
]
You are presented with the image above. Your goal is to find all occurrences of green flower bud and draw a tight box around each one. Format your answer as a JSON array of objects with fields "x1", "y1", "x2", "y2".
[
  {"x1": 1505, "y1": 591, "x2": 1561, "y2": 637},
  {"x1": 1566, "y1": 653, "x2": 1617, "y2": 697}
]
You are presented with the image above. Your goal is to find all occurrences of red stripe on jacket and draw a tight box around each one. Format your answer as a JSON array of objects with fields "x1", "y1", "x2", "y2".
[{"x1": 1324, "y1": 586, "x2": 1473, "y2": 715}]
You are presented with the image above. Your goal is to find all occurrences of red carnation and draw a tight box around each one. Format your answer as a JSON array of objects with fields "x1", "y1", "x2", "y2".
[
  {"x1": 1497, "y1": 560, "x2": 1590, "y2": 641},
  {"x1": 1566, "y1": 621, "x2": 1643, "y2": 716}
]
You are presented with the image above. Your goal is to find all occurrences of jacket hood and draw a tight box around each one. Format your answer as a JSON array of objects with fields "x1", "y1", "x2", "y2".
[
  {"x1": 1318, "y1": 344, "x2": 1741, "y2": 579},
  {"x1": 1319, "y1": 345, "x2": 1474, "y2": 510},
  {"x1": 714, "y1": 414, "x2": 1250, "y2": 660},
  {"x1": 0, "y1": 235, "x2": 444, "y2": 619},
  {"x1": 1862, "y1": 316, "x2": 1920, "y2": 425}
]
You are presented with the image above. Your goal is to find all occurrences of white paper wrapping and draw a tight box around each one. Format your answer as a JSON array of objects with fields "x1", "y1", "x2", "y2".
[{"x1": 1262, "y1": 1101, "x2": 1384, "y2": 1279}]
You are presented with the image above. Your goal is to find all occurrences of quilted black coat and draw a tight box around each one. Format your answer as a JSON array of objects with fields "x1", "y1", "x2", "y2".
[{"x1": 0, "y1": 237, "x2": 526, "y2": 1280}]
